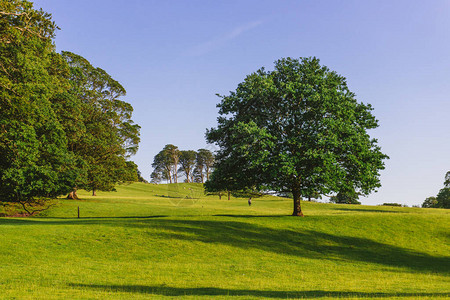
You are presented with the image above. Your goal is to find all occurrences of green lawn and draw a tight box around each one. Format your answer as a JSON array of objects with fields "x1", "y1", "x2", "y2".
[{"x1": 0, "y1": 182, "x2": 449, "y2": 299}]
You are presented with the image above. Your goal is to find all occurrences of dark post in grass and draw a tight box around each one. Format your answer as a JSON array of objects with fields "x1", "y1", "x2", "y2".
[{"x1": 77, "y1": 206, "x2": 80, "y2": 218}]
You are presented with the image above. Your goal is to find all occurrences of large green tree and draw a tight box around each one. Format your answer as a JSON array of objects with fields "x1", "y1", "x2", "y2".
[
  {"x1": 0, "y1": 0, "x2": 76, "y2": 212},
  {"x1": 206, "y1": 57, "x2": 388, "y2": 216},
  {"x1": 53, "y1": 52, "x2": 140, "y2": 196}
]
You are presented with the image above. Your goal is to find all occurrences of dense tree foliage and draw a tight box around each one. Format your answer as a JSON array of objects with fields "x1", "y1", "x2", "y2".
[
  {"x1": 55, "y1": 51, "x2": 140, "y2": 196},
  {"x1": 423, "y1": 172, "x2": 450, "y2": 209},
  {"x1": 329, "y1": 191, "x2": 361, "y2": 204},
  {"x1": 206, "y1": 57, "x2": 388, "y2": 216},
  {"x1": 421, "y1": 197, "x2": 438, "y2": 208},
  {"x1": 0, "y1": 0, "x2": 76, "y2": 212},
  {"x1": 0, "y1": 1, "x2": 140, "y2": 211},
  {"x1": 435, "y1": 188, "x2": 450, "y2": 208}
]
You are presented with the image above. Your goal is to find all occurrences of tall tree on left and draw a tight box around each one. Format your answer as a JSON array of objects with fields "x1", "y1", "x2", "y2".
[
  {"x1": 0, "y1": 0, "x2": 77, "y2": 214},
  {"x1": 53, "y1": 51, "x2": 141, "y2": 196}
]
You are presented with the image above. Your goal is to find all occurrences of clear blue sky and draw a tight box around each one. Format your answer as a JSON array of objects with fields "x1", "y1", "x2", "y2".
[{"x1": 33, "y1": 0, "x2": 450, "y2": 206}]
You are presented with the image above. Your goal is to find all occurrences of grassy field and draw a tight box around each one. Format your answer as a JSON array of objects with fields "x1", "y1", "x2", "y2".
[{"x1": 0, "y1": 182, "x2": 449, "y2": 299}]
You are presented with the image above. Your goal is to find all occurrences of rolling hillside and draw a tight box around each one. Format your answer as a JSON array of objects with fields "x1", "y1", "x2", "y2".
[{"x1": 0, "y1": 183, "x2": 449, "y2": 299}]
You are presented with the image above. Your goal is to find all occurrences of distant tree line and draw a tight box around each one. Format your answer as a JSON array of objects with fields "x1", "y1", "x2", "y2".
[
  {"x1": 0, "y1": 1, "x2": 140, "y2": 214},
  {"x1": 150, "y1": 145, "x2": 214, "y2": 184},
  {"x1": 422, "y1": 171, "x2": 450, "y2": 208}
]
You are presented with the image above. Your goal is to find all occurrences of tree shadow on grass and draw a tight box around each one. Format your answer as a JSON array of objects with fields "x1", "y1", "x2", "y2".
[
  {"x1": 1, "y1": 217, "x2": 448, "y2": 274},
  {"x1": 332, "y1": 207, "x2": 404, "y2": 213},
  {"x1": 0, "y1": 216, "x2": 168, "y2": 225},
  {"x1": 213, "y1": 214, "x2": 287, "y2": 218},
  {"x1": 131, "y1": 219, "x2": 450, "y2": 275},
  {"x1": 69, "y1": 284, "x2": 449, "y2": 298}
]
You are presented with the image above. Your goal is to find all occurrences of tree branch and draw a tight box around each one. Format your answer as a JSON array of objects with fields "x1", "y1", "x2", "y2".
[
  {"x1": 18, "y1": 200, "x2": 56, "y2": 216},
  {"x1": 0, "y1": 11, "x2": 29, "y2": 17}
]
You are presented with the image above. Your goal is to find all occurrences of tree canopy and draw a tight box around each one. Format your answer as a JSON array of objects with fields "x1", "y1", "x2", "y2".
[
  {"x1": 55, "y1": 51, "x2": 140, "y2": 196},
  {"x1": 205, "y1": 57, "x2": 388, "y2": 216},
  {"x1": 0, "y1": 0, "x2": 76, "y2": 212},
  {"x1": 422, "y1": 172, "x2": 450, "y2": 209},
  {"x1": 0, "y1": 0, "x2": 140, "y2": 212}
]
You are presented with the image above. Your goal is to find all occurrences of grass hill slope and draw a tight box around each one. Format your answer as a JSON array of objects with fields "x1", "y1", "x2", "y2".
[{"x1": 0, "y1": 182, "x2": 449, "y2": 299}]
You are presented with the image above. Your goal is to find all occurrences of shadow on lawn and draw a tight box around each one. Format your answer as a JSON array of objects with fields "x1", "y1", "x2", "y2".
[
  {"x1": 332, "y1": 207, "x2": 404, "y2": 213},
  {"x1": 69, "y1": 284, "x2": 449, "y2": 298},
  {"x1": 145, "y1": 219, "x2": 449, "y2": 274},
  {"x1": 213, "y1": 214, "x2": 287, "y2": 218},
  {"x1": 0, "y1": 216, "x2": 167, "y2": 223},
  {"x1": 1, "y1": 217, "x2": 448, "y2": 274}
]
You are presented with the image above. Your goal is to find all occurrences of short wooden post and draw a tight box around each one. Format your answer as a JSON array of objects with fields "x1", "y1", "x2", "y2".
[{"x1": 77, "y1": 206, "x2": 80, "y2": 218}]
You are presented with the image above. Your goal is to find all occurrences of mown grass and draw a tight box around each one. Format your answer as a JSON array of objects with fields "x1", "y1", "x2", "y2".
[{"x1": 0, "y1": 182, "x2": 449, "y2": 299}]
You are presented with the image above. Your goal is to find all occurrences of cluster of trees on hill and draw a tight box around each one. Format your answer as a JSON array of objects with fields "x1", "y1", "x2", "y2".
[
  {"x1": 150, "y1": 145, "x2": 214, "y2": 184},
  {"x1": 0, "y1": 1, "x2": 140, "y2": 213},
  {"x1": 422, "y1": 171, "x2": 450, "y2": 208}
]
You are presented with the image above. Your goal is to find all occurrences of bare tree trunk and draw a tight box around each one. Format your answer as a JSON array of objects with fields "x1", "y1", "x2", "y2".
[
  {"x1": 173, "y1": 165, "x2": 177, "y2": 183},
  {"x1": 92, "y1": 189, "x2": 97, "y2": 196},
  {"x1": 227, "y1": 191, "x2": 231, "y2": 201},
  {"x1": 165, "y1": 167, "x2": 172, "y2": 184},
  {"x1": 205, "y1": 167, "x2": 210, "y2": 181},
  {"x1": 173, "y1": 163, "x2": 178, "y2": 183},
  {"x1": 292, "y1": 180, "x2": 304, "y2": 216},
  {"x1": 219, "y1": 192, "x2": 222, "y2": 200},
  {"x1": 67, "y1": 187, "x2": 79, "y2": 200}
]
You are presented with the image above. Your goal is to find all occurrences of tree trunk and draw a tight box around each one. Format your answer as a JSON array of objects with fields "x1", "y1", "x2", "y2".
[
  {"x1": 173, "y1": 164, "x2": 178, "y2": 183},
  {"x1": 292, "y1": 181, "x2": 304, "y2": 216},
  {"x1": 67, "y1": 188, "x2": 79, "y2": 200},
  {"x1": 227, "y1": 191, "x2": 231, "y2": 201},
  {"x1": 92, "y1": 189, "x2": 97, "y2": 196},
  {"x1": 219, "y1": 192, "x2": 222, "y2": 200},
  {"x1": 205, "y1": 167, "x2": 210, "y2": 181}
]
